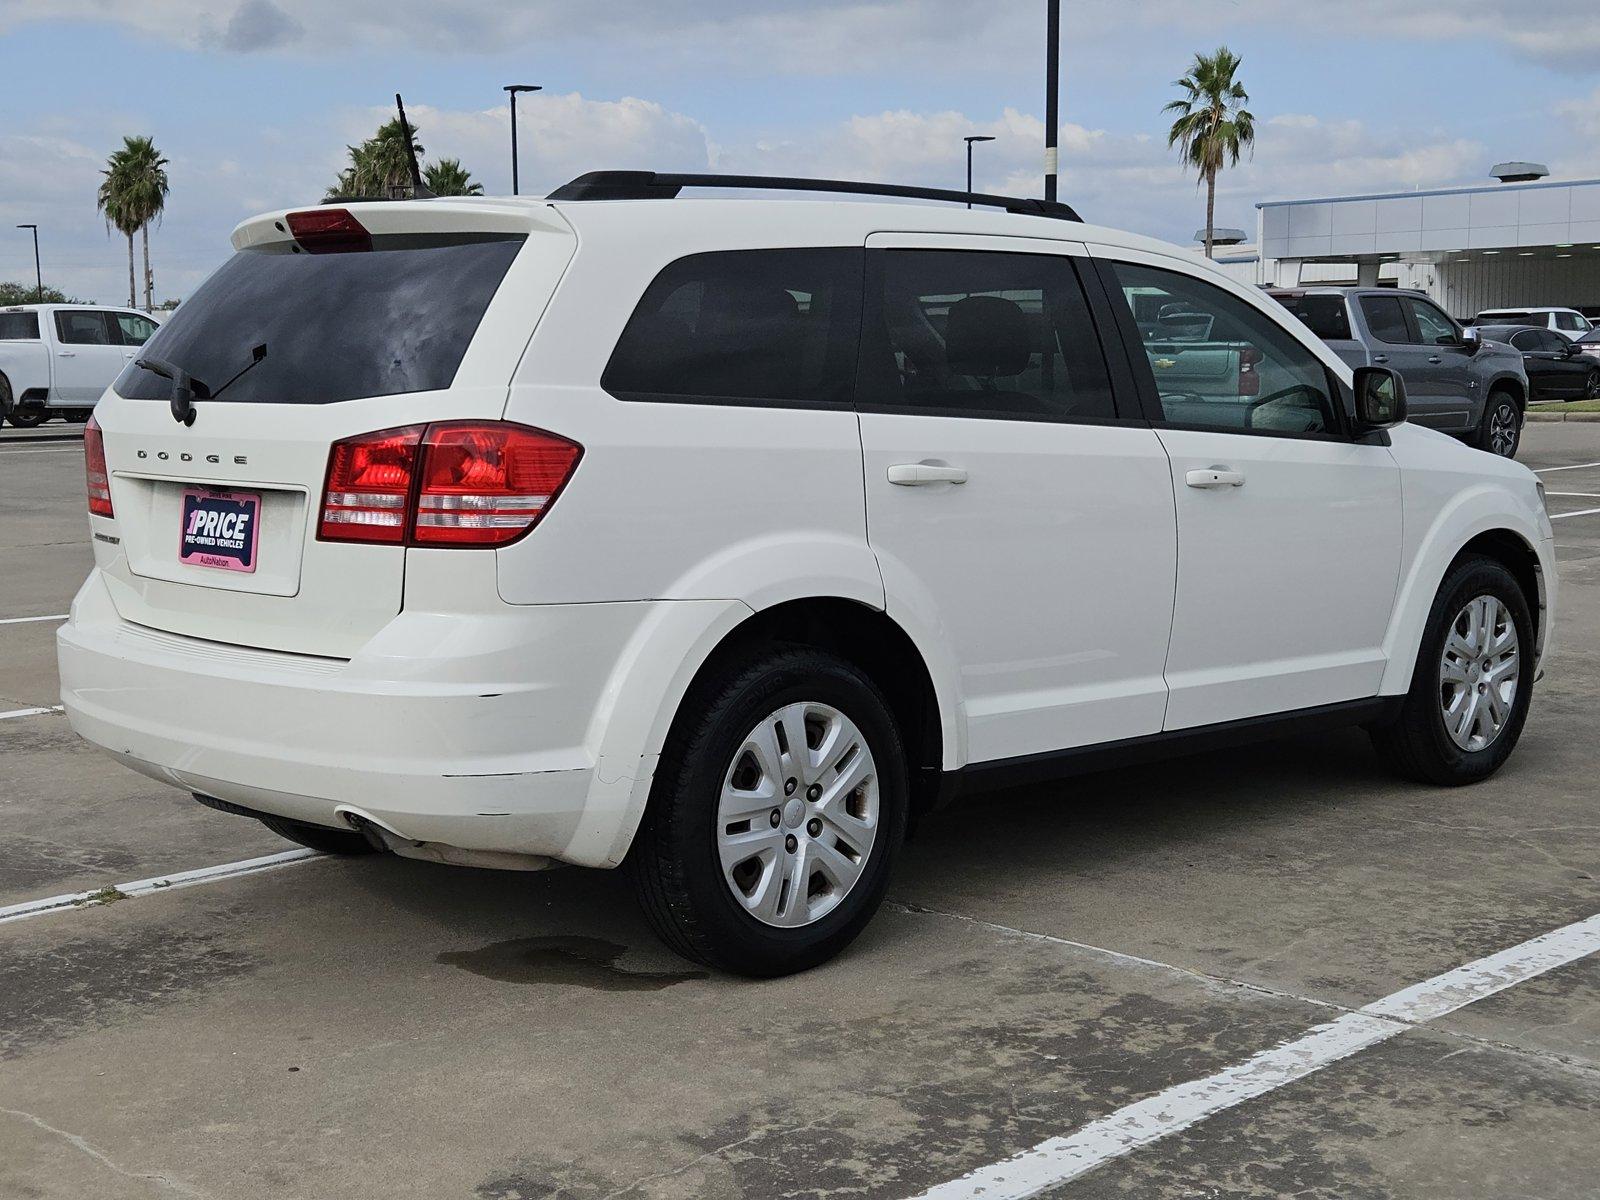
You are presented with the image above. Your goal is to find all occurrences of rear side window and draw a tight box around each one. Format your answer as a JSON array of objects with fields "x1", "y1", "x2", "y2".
[
  {"x1": 857, "y1": 249, "x2": 1116, "y2": 421},
  {"x1": 1272, "y1": 294, "x2": 1351, "y2": 341},
  {"x1": 1360, "y1": 296, "x2": 1411, "y2": 344},
  {"x1": 0, "y1": 312, "x2": 39, "y2": 339},
  {"x1": 56, "y1": 310, "x2": 114, "y2": 345},
  {"x1": 115, "y1": 233, "x2": 524, "y2": 406},
  {"x1": 603, "y1": 248, "x2": 862, "y2": 407}
]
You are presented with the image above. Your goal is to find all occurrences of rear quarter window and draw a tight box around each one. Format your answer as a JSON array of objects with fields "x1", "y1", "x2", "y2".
[
  {"x1": 0, "y1": 312, "x2": 40, "y2": 340},
  {"x1": 602, "y1": 248, "x2": 863, "y2": 407},
  {"x1": 114, "y1": 233, "x2": 525, "y2": 405}
]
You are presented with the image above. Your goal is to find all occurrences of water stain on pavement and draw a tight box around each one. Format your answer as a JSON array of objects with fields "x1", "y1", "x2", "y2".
[{"x1": 437, "y1": 935, "x2": 707, "y2": 991}]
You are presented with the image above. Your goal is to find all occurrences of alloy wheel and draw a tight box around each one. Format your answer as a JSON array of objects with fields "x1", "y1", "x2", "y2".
[
  {"x1": 1488, "y1": 401, "x2": 1519, "y2": 457},
  {"x1": 715, "y1": 701, "x2": 880, "y2": 928},
  {"x1": 1438, "y1": 594, "x2": 1520, "y2": 752}
]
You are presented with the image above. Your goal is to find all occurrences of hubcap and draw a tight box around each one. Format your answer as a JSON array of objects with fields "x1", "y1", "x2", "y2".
[
  {"x1": 715, "y1": 701, "x2": 880, "y2": 928},
  {"x1": 1438, "y1": 595, "x2": 1520, "y2": 752},
  {"x1": 1489, "y1": 403, "x2": 1518, "y2": 457}
]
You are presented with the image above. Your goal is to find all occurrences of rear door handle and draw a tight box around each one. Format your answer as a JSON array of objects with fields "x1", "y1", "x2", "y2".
[
  {"x1": 1372, "y1": 354, "x2": 1389, "y2": 364},
  {"x1": 1428, "y1": 355, "x2": 1443, "y2": 364},
  {"x1": 887, "y1": 462, "x2": 968, "y2": 486},
  {"x1": 1186, "y1": 467, "x2": 1245, "y2": 489},
  {"x1": 57, "y1": 350, "x2": 76, "y2": 357}
]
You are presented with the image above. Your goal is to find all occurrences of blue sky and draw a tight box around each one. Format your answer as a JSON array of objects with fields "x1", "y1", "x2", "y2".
[{"x1": 5, "y1": 0, "x2": 1600, "y2": 303}]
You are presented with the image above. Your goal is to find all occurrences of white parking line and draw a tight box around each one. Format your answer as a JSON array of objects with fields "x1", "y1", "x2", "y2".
[
  {"x1": 0, "y1": 849, "x2": 323, "y2": 925},
  {"x1": 1551, "y1": 507, "x2": 1600, "y2": 521},
  {"x1": 1533, "y1": 460, "x2": 1600, "y2": 473},
  {"x1": 0, "y1": 447, "x2": 82, "y2": 455},
  {"x1": 0, "y1": 613, "x2": 67, "y2": 625},
  {"x1": 911, "y1": 910, "x2": 1600, "y2": 1200},
  {"x1": 1545, "y1": 492, "x2": 1600, "y2": 498},
  {"x1": 0, "y1": 705, "x2": 62, "y2": 721}
]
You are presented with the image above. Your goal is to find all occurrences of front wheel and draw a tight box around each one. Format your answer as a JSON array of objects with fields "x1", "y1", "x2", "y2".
[
  {"x1": 629, "y1": 646, "x2": 908, "y2": 976},
  {"x1": 1475, "y1": 391, "x2": 1521, "y2": 458},
  {"x1": 1370, "y1": 555, "x2": 1535, "y2": 786},
  {"x1": 1584, "y1": 370, "x2": 1600, "y2": 402}
]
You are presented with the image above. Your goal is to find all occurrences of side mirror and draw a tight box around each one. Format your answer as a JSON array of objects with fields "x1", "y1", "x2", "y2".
[
  {"x1": 1461, "y1": 326, "x2": 1482, "y2": 355},
  {"x1": 1353, "y1": 365, "x2": 1407, "y2": 430}
]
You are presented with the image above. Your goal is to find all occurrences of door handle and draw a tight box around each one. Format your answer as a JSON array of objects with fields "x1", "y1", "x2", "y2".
[
  {"x1": 1372, "y1": 354, "x2": 1389, "y2": 364},
  {"x1": 57, "y1": 350, "x2": 76, "y2": 357},
  {"x1": 1427, "y1": 356, "x2": 1443, "y2": 364},
  {"x1": 1186, "y1": 467, "x2": 1246, "y2": 489},
  {"x1": 887, "y1": 462, "x2": 968, "y2": 486}
]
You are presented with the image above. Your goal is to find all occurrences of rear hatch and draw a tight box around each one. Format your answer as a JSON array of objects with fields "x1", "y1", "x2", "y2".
[{"x1": 90, "y1": 200, "x2": 576, "y2": 657}]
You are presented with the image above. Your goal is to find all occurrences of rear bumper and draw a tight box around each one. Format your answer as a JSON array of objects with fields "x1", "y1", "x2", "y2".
[{"x1": 57, "y1": 569, "x2": 732, "y2": 866}]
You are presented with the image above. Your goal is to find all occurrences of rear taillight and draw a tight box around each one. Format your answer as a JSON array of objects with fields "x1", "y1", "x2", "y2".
[
  {"x1": 1238, "y1": 345, "x2": 1262, "y2": 397},
  {"x1": 318, "y1": 422, "x2": 581, "y2": 548},
  {"x1": 85, "y1": 415, "x2": 113, "y2": 518},
  {"x1": 318, "y1": 425, "x2": 423, "y2": 543}
]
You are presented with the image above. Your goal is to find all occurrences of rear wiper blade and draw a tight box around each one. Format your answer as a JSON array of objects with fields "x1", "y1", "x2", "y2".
[
  {"x1": 208, "y1": 344, "x2": 268, "y2": 401},
  {"x1": 134, "y1": 356, "x2": 203, "y2": 426}
]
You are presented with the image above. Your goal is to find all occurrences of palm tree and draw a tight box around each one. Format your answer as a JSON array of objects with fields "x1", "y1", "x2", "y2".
[
  {"x1": 327, "y1": 119, "x2": 425, "y2": 200},
  {"x1": 97, "y1": 147, "x2": 141, "y2": 308},
  {"x1": 1164, "y1": 47, "x2": 1255, "y2": 260},
  {"x1": 424, "y1": 159, "x2": 483, "y2": 197},
  {"x1": 98, "y1": 137, "x2": 169, "y2": 311}
]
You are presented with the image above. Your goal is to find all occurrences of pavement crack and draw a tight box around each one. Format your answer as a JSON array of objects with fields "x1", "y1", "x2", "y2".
[{"x1": 0, "y1": 1107, "x2": 211, "y2": 1198}]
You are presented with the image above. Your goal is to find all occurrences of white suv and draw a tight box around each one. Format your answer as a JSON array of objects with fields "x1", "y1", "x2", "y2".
[{"x1": 59, "y1": 173, "x2": 1556, "y2": 975}]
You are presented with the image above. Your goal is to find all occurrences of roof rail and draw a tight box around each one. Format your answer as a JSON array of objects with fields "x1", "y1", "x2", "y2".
[{"x1": 545, "y1": 171, "x2": 1082, "y2": 223}]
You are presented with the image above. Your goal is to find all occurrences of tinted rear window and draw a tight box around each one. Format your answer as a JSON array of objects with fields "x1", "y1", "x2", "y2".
[
  {"x1": 1361, "y1": 296, "x2": 1411, "y2": 344},
  {"x1": 602, "y1": 248, "x2": 862, "y2": 407},
  {"x1": 0, "y1": 312, "x2": 39, "y2": 339},
  {"x1": 1271, "y1": 294, "x2": 1351, "y2": 341},
  {"x1": 115, "y1": 233, "x2": 524, "y2": 405}
]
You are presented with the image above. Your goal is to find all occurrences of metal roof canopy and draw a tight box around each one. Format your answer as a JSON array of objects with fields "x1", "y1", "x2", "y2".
[{"x1": 1258, "y1": 176, "x2": 1600, "y2": 265}]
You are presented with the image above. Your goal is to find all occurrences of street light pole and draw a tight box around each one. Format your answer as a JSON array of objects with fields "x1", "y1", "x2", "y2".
[
  {"x1": 964, "y1": 136, "x2": 996, "y2": 208},
  {"x1": 1044, "y1": 0, "x2": 1060, "y2": 201},
  {"x1": 16, "y1": 225, "x2": 41, "y2": 302},
  {"x1": 503, "y1": 84, "x2": 542, "y2": 196}
]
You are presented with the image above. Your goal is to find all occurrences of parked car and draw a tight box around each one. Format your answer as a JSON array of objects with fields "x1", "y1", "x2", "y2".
[
  {"x1": 0, "y1": 304, "x2": 161, "y2": 428},
  {"x1": 1472, "y1": 306, "x2": 1594, "y2": 341},
  {"x1": 58, "y1": 175, "x2": 1556, "y2": 975},
  {"x1": 1570, "y1": 327, "x2": 1600, "y2": 361},
  {"x1": 1476, "y1": 324, "x2": 1600, "y2": 402},
  {"x1": 1269, "y1": 287, "x2": 1529, "y2": 458}
]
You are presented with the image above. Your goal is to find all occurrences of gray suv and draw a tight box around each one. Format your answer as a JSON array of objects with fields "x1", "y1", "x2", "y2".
[{"x1": 1269, "y1": 287, "x2": 1529, "y2": 458}]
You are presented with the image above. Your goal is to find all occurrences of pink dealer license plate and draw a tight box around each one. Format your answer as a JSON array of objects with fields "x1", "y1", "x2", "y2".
[{"x1": 178, "y1": 488, "x2": 262, "y2": 573}]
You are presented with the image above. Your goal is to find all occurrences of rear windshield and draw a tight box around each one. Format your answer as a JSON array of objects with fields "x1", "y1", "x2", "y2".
[
  {"x1": 1270, "y1": 294, "x2": 1351, "y2": 341},
  {"x1": 114, "y1": 233, "x2": 524, "y2": 405},
  {"x1": 0, "y1": 312, "x2": 40, "y2": 340}
]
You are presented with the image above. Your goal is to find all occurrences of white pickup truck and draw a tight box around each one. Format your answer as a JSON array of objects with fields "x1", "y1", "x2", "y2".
[{"x1": 0, "y1": 304, "x2": 161, "y2": 427}]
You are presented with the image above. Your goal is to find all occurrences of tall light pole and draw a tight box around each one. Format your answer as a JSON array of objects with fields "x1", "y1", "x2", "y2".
[
  {"x1": 16, "y1": 225, "x2": 41, "y2": 303},
  {"x1": 964, "y1": 136, "x2": 995, "y2": 208},
  {"x1": 1044, "y1": 0, "x2": 1060, "y2": 201},
  {"x1": 503, "y1": 84, "x2": 541, "y2": 195}
]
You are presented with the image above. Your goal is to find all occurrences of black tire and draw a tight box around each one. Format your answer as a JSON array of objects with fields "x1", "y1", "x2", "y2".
[
  {"x1": 1585, "y1": 370, "x2": 1600, "y2": 403},
  {"x1": 1474, "y1": 390, "x2": 1521, "y2": 458},
  {"x1": 1369, "y1": 555, "x2": 1535, "y2": 787},
  {"x1": 4, "y1": 405, "x2": 47, "y2": 429},
  {"x1": 259, "y1": 814, "x2": 379, "y2": 855},
  {"x1": 628, "y1": 645, "x2": 909, "y2": 977}
]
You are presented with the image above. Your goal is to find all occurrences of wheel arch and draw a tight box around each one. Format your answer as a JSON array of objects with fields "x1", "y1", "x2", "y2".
[
  {"x1": 575, "y1": 595, "x2": 959, "y2": 869},
  {"x1": 1485, "y1": 373, "x2": 1526, "y2": 409}
]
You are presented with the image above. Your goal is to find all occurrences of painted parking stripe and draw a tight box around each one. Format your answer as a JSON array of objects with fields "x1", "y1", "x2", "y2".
[
  {"x1": 0, "y1": 447, "x2": 82, "y2": 456},
  {"x1": 1533, "y1": 460, "x2": 1600, "y2": 473},
  {"x1": 910, "y1": 910, "x2": 1600, "y2": 1200},
  {"x1": 0, "y1": 614, "x2": 67, "y2": 625},
  {"x1": 0, "y1": 705, "x2": 62, "y2": 721},
  {"x1": 0, "y1": 849, "x2": 322, "y2": 925},
  {"x1": 1550, "y1": 506, "x2": 1600, "y2": 521}
]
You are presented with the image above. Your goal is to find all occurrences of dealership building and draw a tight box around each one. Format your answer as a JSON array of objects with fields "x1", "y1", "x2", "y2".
[{"x1": 1204, "y1": 166, "x2": 1600, "y2": 320}]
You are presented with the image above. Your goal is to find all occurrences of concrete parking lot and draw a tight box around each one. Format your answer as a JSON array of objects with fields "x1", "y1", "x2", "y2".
[{"x1": 2, "y1": 424, "x2": 1597, "y2": 1200}]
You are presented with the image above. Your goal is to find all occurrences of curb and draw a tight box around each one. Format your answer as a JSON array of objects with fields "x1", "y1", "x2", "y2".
[{"x1": 1527, "y1": 411, "x2": 1600, "y2": 422}]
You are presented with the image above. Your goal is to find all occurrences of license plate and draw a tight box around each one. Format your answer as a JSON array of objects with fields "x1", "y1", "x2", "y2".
[{"x1": 179, "y1": 488, "x2": 261, "y2": 574}]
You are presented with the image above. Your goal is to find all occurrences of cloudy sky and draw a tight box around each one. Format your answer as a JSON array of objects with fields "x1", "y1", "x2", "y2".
[{"x1": 5, "y1": 0, "x2": 1600, "y2": 304}]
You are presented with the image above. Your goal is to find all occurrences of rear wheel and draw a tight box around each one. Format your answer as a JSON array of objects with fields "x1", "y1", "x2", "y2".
[
  {"x1": 1584, "y1": 369, "x2": 1600, "y2": 402},
  {"x1": 1475, "y1": 391, "x2": 1521, "y2": 458},
  {"x1": 259, "y1": 814, "x2": 379, "y2": 855},
  {"x1": 629, "y1": 645, "x2": 908, "y2": 976},
  {"x1": 1370, "y1": 555, "x2": 1535, "y2": 786}
]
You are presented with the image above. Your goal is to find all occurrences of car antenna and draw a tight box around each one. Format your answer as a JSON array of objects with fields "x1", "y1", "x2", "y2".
[{"x1": 395, "y1": 93, "x2": 435, "y2": 200}]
